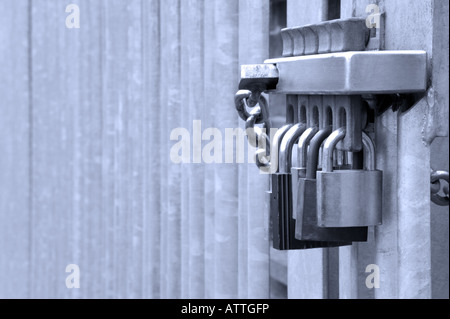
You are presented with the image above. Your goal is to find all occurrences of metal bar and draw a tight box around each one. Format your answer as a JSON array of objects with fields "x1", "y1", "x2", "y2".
[
  {"x1": 126, "y1": 0, "x2": 147, "y2": 299},
  {"x1": 213, "y1": 0, "x2": 240, "y2": 299},
  {"x1": 180, "y1": 1, "x2": 193, "y2": 299},
  {"x1": 397, "y1": 98, "x2": 432, "y2": 298},
  {"x1": 430, "y1": 0, "x2": 449, "y2": 296},
  {"x1": 238, "y1": 149, "x2": 248, "y2": 299},
  {"x1": 180, "y1": 0, "x2": 190, "y2": 299},
  {"x1": 102, "y1": 0, "x2": 146, "y2": 298},
  {"x1": 159, "y1": 0, "x2": 169, "y2": 298},
  {"x1": 339, "y1": 245, "x2": 358, "y2": 299},
  {"x1": 160, "y1": 0, "x2": 182, "y2": 298},
  {"x1": 186, "y1": 0, "x2": 206, "y2": 299},
  {"x1": 238, "y1": 0, "x2": 250, "y2": 299},
  {"x1": 426, "y1": 0, "x2": 449, "y2": 141},
  {"x1": 288, "y1": 249, "x2": 328, "y2": 298},
  {"x1": 381, "y1": 0, "x2": 438, "y2": 299},
  {"x1": 142, "y1": 0, "x2": 161, "y2": 299},
  {"x1": 0, "y1": 0, "x2": 31, "y2": 299},
  {"x1": 30, "y1": 0, "x2": 76, "y2": 298},
  {"x1": 203, "y1": 0, "x2": 216, "y2": 299},
  {"x1": 264, "y1": 51, "x2": 427, "y2": 95},
  {"x1": 373, "y1": 110, "x2": 399, "y2": 299}
]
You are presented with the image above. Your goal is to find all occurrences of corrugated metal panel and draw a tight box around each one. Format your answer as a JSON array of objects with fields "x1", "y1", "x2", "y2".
[
  {"x1": 0, "y1": 0, "x2": 31, "y2": 299},
  {"x1": 239, "y1": 0, "x2": 271, "y2": 299},
  {"x1": 203, "y1": 0, "x2": 216, "y2": 299},
  {"x1": 142, "y1": 0, "x2": 162, "y2": 299},
  {"x1": 213, "y1": 0, "x2": 240, "y2": 299},
  {"x1": 186, "y1": 0, "x2": 206, "y2": 299},
  {"x1": 0, "y1": 0, "x2": 447, "y2": 300}
]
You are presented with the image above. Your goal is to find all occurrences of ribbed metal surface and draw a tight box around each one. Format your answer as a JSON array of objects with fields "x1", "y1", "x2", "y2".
[{"x1": 0, "y1": 0, "x2": 447, "y2": 300}]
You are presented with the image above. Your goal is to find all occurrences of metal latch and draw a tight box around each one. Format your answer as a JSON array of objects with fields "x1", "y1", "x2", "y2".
[{"x1": 235, "y1": 16, "x2": 428, "y2": 250}]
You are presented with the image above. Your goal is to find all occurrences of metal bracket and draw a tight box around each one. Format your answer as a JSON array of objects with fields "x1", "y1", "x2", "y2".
[
  {"x1": 263, "y1": 51, "x2": 427, "y2": 95},
  {"x1": 239, "y1": 64, "x2": 279, "y2": 92}
]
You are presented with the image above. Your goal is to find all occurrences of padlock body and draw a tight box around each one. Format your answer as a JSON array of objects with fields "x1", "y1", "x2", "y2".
[
  {"x1": 295, "y1": 178, "x2": 368, "y2": 242},
  {"x1": 290, "y1": 167, "x2": 306, "y2": 220},
  {"x1": 317, "y1": 170, "x2": 382, "y2": 227},
  {"x1": 271, "y1": 174, "x2": 352, "y2": 250}
]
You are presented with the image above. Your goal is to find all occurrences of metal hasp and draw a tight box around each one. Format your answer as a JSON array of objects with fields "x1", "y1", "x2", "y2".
[
  {"x1": 239, "y1": 16, "x2": 427, "y2": 96},
  {"x1": 263, "y1": 51, "x2": 427, "y2": 95}
]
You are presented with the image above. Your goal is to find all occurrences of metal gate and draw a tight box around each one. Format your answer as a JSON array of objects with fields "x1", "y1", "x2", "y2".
[{"x1": 0, "y1": 0, "x2": 448, "y2": 299}]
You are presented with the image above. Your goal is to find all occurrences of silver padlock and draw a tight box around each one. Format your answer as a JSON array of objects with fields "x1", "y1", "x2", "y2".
[
  {"x1": 291, "y1": 127, "x2": 318, "y2": 220},
  {"x1": 316, "y1": 128, "x2": 383, "y2": 227},
  {"x1": 294, "y1": 128, "x2": 367, "y2": 242}
]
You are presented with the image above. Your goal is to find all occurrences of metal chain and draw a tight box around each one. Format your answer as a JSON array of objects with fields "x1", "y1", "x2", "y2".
[
  {"x1": 235, "y1": 90, "x2": 271, "y2": 169},
  {"x1": 431, "y1": 170, "x2": 449, "y2": 206}
]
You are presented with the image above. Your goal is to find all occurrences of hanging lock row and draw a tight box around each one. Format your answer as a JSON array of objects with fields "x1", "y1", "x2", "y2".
[{"x1": 271, "y1": 117, "x2": 382, "y2": 250}]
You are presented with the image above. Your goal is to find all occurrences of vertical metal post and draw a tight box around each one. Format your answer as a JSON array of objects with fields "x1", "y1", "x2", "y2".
[
  {"x1": 186, "y1": 0, "x2": 206, "y2": 299},
  {"x1": 213, "y1": 0, "x2": 240, "y2": 299},
  {"x1": 397, "y1": 99, "x2": 432, "y2": 299},
  {"x1": 142, "y1": 0, "x2": 162, "y2": 299},
  {"x1": 374, "y1": 111, "x2": 399, "y2": 299},
  {"x1": 203, "y1": 0, "x2": 216, "y2": 299},
  {"x1": 180, "y1": 0, "x2": 190, "y2": 299},
  {"x1": 0, "y1": 0, "x2": 31, "y2": 299},
  {"x1": 160, "y1": 0, "x2": 182, "y2": 298},
  {"x1": 239, "y1": 0, "x2": 271, "y2": 299}
]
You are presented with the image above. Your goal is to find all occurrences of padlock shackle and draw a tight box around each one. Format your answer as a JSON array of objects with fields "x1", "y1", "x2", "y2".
[
  {"x1": 322, "y1": 127, "x2": 347, "y2": 173},
  {"x1": 279, "y1": 123, "x2": 307, "y2": 173},
  {"x1": 362, "y1": 132, "x2": 376, "y2": 171},
  {"x1": 298, "y1": 127, "x2": 319, "y2": 169},
  {"x1": 306, "y1": 127, "x2": 332, "y2": 179},
  {"x1": 271, "y1": 124, "x2": 294, "y2": 173}
]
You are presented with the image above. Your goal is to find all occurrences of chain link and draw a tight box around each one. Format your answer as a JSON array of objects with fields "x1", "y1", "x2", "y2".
[
  {"x1": 431, "y1": 170, "x2": 449, "y2": 207},
  {"x1": 235, "y1": 90, "x2": 271, "y2": 169}
]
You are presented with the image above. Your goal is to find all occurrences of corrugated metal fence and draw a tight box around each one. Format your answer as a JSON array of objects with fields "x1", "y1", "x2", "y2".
[
  {"x1": 0, "y1": 0, "x2": 271, "y2": 299},
  {"x1": 0, "y1": 0, "x2": 448, "y2": 299}
]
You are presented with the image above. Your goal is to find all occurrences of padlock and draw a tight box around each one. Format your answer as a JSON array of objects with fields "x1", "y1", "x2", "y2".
[
  {"x1": 272, "y1": 123, "x2": 350, "y2": 250},
  {"x1": 294, "y1": 128, "x2": 368, "y2": 242},
  {"x1": 291, "y1": 127, "x2": 318, "y2": 220},
  {"x1": 270, "y1": 123, "x2": 293, "y2": 250},
  {"x1": 273, "y1": 123, "x2": 305, "y2": 250},
  {"x1": 316, "y1": 128, "x2": 383, "y2": 227}
]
